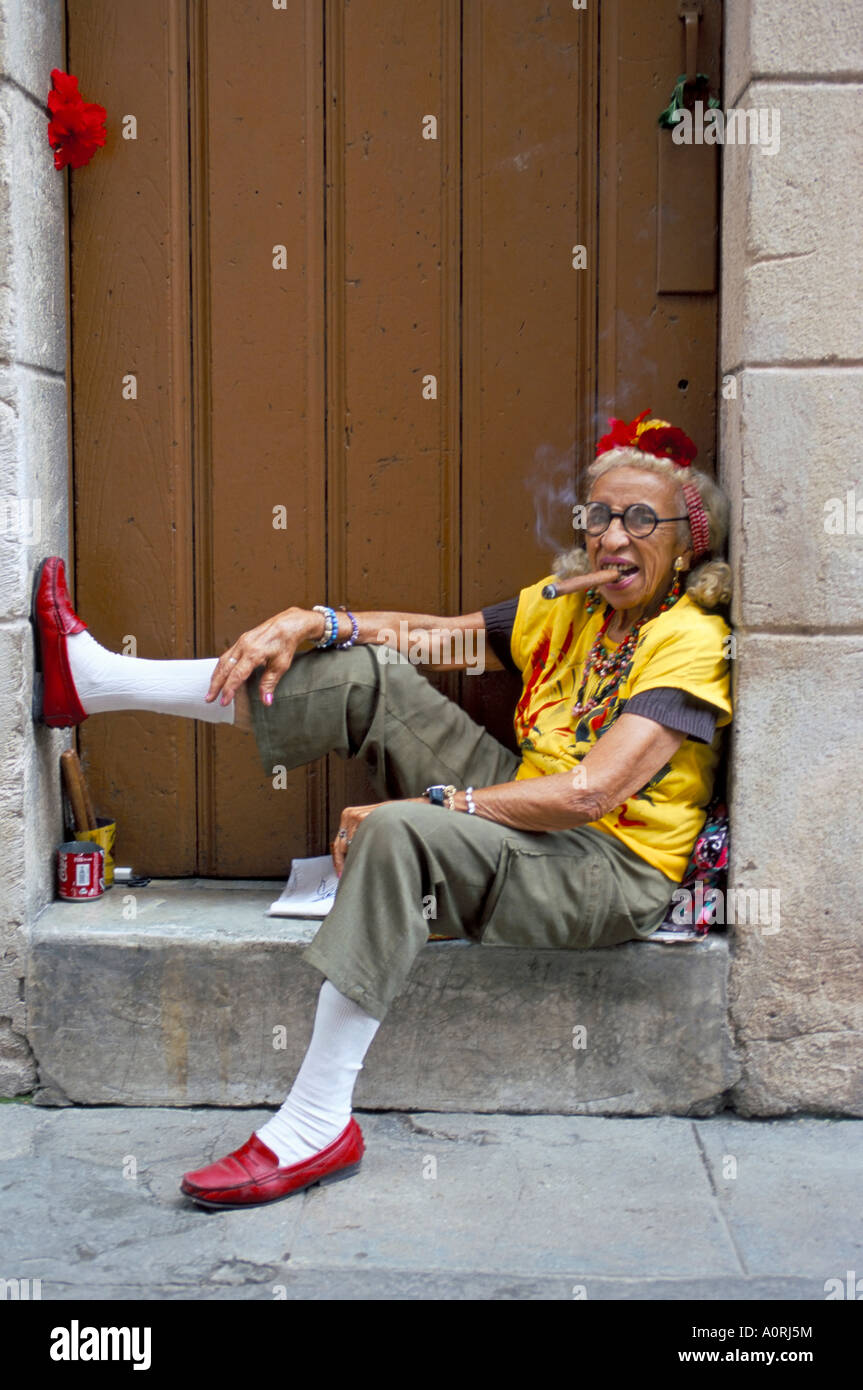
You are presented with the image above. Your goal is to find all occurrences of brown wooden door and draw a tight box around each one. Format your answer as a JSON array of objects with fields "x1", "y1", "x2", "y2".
[{"x1": 67, "y1": 0, "x2": 720, "y2": 878}]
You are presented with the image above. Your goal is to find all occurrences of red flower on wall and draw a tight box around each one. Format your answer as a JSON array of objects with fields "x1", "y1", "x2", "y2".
[{"x1": 46, "y1": 69, "x2": 106, "y2": 170}]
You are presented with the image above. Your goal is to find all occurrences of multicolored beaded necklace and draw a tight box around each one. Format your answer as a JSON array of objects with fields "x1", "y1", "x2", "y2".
[{"x1": 571, "y1": 571, "x2": 683, "y2": 718}]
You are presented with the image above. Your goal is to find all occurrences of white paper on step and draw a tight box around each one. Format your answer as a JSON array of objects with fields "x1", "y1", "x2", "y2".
[{"x1": 267, "y1": 854, "x2": 339, "y2": 918}]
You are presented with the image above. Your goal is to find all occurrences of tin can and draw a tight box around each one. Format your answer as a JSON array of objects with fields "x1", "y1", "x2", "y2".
[{"x1": 57, "y1": 841, "x2": 105, "y2": 901}]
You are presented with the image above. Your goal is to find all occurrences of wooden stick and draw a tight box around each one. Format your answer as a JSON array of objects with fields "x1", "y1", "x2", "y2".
[
  {"x1": 78, "y1": 757, "x2": 98, "y2": 830},
  {"x1": 60, "y1": 749, "x2": 97, "y2": 833}
]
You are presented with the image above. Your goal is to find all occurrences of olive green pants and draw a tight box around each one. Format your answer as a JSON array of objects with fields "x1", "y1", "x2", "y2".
[{"x1": 247, "y1": 646, "x2": 678, "y2": 1021}]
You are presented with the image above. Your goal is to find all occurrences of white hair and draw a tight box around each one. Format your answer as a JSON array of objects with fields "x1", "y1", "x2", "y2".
[{"x1": 553, "y1": 446, "x2": 732, "y2": 609}]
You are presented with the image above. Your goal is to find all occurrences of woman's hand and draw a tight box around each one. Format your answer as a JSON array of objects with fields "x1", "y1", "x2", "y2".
[
  {"x1": 205, "y1": 606, "x2": 322, "y2": 708},
  {"x1": 332, "y1": 798, "x2": 425, "y2": 875}
]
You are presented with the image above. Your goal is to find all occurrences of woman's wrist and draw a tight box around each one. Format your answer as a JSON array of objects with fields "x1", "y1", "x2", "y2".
[
  {"x1": 302, "y1": 606, "x2": 358, "y2": 647},
  {"x1": 290, "y1": 606, "x2": 327, "y2": 644}
]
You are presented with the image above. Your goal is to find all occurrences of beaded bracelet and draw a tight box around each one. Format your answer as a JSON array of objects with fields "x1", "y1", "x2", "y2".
[
  {"x1": 465, "y1": 787, "x2": 476, "y2": 815},
  {"x1": 336, "y1": 608, "x2": 360, "y2": 649},
  {"x1": 313, "y1": 604, "x2": 339, "y2": 649}
]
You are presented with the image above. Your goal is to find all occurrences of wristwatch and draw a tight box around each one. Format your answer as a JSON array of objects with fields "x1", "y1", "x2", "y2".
[{"x1": 425, "y1": 783, "x2": 457, "y2": 810}]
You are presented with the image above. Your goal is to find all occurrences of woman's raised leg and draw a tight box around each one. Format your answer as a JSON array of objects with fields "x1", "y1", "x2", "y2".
[{"x1": 64, "y1": 628, "x2": 239, "y2": 725}]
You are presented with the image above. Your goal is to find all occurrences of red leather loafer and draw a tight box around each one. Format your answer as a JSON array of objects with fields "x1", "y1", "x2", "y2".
[
  {"x1": 180, "y1": 1118, "x2": 365, "y2": 1210},
  {"x1": 31, "y1": 556, "x2": 89, "y2": 727}
]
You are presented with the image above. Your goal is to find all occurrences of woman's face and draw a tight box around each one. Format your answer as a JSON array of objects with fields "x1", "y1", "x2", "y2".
[{"x1": 585, "y1": 466, "x2": 693, "y2": 616}]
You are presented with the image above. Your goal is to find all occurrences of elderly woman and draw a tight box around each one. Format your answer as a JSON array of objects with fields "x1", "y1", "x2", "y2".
[{"x1": 33, "y1": 409, "x2": 732, "y2": 1210}]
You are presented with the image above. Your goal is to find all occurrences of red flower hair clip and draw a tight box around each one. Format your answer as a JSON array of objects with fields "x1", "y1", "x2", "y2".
[
  {"x1": 596, "y1": 409, "x2": 698, "y2": 469},
  {"x1": 46, "y1": 69, "x2": 106, "y2": 170},
  {"x1": 596, "y1": 408, "x2": 710, "y2": 558}
]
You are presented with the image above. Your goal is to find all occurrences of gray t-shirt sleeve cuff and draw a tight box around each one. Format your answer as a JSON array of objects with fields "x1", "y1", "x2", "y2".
[
  {"x1": 481, "y1": 597, "x2": 521, "y2": 675},
  {"x1": 626, "y1": 686, "x2": 719, "y2": 743}
]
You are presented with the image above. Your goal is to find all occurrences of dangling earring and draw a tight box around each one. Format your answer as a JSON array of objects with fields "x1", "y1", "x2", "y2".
[
  {"x1": 664, "y1": 557, "x2": 686, "y2": 609},
  {"x1": 585, "y1": 587, "x2": 601, "y2": 615}
]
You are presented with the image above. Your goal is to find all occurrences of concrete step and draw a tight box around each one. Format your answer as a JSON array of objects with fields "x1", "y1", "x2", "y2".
[{"x1": 28, "y1": 879, "x2": 740, "y2": 1114}]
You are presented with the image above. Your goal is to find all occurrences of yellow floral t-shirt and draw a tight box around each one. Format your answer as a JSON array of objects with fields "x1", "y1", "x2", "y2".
[{"x1": 509, "y1": 577, "x2": 732, "y2": 882}]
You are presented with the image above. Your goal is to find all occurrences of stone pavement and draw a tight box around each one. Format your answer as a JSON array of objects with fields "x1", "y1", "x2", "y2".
[{"x1": 1, "y1": 1100, "x2": 860, "y2": 1301}]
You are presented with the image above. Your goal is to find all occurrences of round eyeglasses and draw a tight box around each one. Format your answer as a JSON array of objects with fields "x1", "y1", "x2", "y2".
[{"x1": 582, "y1": 501, "x2": 690, "y2": 539}]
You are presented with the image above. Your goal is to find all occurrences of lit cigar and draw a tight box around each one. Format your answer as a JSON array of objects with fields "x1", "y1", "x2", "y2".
[{"x1": 542, "y1": 568, "x2": 621, "y2": 599}]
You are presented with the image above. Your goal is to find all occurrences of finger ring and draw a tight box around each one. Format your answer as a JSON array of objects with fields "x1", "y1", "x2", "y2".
[
  {"x1": 228, "y1": 657, "x2": 238, "y2": 664},
  {"x1": 337, "y1": 828, "x2": 348, "y2": 840}
]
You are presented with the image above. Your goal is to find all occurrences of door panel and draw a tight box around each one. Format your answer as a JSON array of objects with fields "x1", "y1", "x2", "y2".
[
  {"x1": 324, "y1": 0, "x2": 462, "y2": 821},
  {"x1": 196, "y1": 1, "x2": 327, "y2": 874},
  {"x1": 459, "y1": 0, "x2": 598, "y2": 741},
  {"x1": 68, "y1": 0, "x2": 197, "y2": 876},
  {"x1": 597, "y1": 0, "x2": 723, "y2": 463}
]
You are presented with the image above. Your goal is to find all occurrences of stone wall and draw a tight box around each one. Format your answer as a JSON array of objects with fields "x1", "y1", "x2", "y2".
[
  {"x1": 722, "y1": 0, "x2": 863, "y2": 1113},
  {"x1": 0, "y1": 0, "x2": 70, "y2": 1094}
]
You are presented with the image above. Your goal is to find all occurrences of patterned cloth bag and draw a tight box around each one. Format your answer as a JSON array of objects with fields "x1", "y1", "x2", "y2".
[{"x1": 657, "y1": 799, "x2": 730, "y2": 938}]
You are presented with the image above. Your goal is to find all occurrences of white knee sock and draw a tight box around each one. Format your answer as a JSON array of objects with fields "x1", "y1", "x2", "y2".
[
  {"x1": 65, "y1": 629, "x2": 235, "y2": 725},
  {"x1": 256, "y1": 980, "x2": 381, "y2": 1166}
]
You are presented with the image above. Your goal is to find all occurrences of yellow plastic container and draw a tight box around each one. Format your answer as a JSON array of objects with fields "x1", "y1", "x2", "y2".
[{"x1": 76, "y1": 818, "x2": 116, "y2": 887}]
